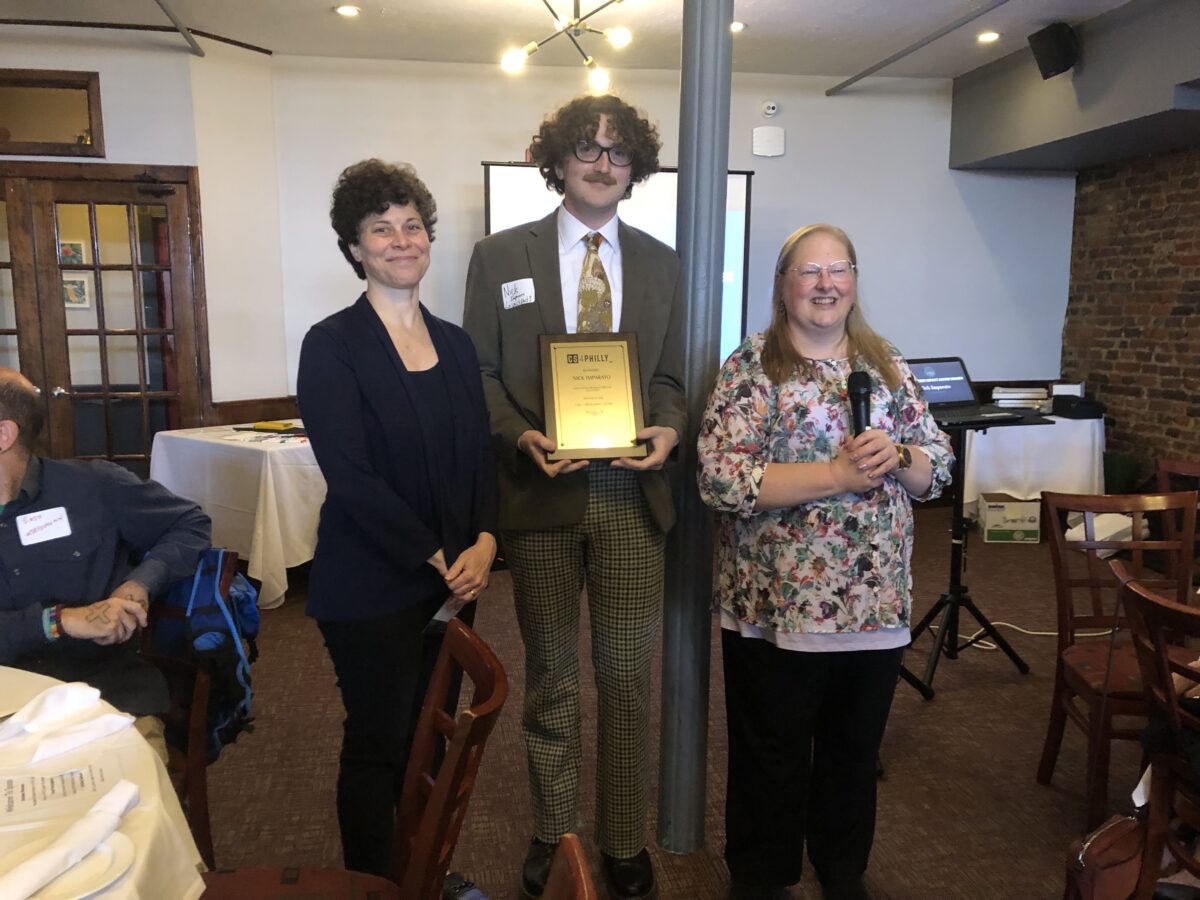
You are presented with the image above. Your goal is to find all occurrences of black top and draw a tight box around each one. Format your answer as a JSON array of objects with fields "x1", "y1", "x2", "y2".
[
  {"x1": 297, "y1": 296, "x2": 498, "y2": 622},
  {"x1": 0, "y1": 456, "x2": 212, "y2": 714},
  {"x1": 408, "y1": 363, "x2": 457, "y2": 497}
]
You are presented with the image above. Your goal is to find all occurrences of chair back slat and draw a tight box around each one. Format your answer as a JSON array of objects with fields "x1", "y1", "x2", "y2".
[
  {"x1": 392, "y1": 618, "x2": 508, "y2": 900},
  {"x1": 1117, "y1": 561, "x2": 1200, "y2": 741},
  {"x1": 1158, "y1": 458, "x2": 1200, "y2": 588},
  {"x1": 1043, "y1": 491, "x2": 1198, "y2": 653}
]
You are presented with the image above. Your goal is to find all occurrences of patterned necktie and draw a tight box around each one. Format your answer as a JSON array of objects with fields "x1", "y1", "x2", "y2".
[{"x1": 577, "y1": 232, "x2": 613, "y2": 333}]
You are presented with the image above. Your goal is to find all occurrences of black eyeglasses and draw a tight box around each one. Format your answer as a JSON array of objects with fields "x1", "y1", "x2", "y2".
[{"x1": 573, "y1": 140, "x2": 633, "y2": 167}]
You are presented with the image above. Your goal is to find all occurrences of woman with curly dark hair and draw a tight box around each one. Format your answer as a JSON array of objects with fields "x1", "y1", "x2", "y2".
[{"x1": 297, "y1": 159, "x2": 497, "y2": 877}]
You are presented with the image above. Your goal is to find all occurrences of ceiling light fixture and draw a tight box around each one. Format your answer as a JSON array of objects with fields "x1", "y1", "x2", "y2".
[
  {"x1": 730, "y1": 21, "x2": 746, "y2": 34},
  {"x1": 500, "y1": 0, "x2": 632, "y2": 92},
  {"x1": 977, "y1": 30, "x2": 1000, "y2": 43},
  {"x1": 333, "y1": 5, "x2": 361, "y2": 17}
]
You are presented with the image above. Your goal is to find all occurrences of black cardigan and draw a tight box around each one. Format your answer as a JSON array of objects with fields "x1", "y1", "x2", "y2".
[{"x1": 297, "y1": 295, "x2": 497, "y2": 622}]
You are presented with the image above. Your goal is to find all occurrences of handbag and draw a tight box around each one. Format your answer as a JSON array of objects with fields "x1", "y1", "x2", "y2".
[{"x1": 1064, "y1": 813, "x2": 1145, "y2": 900}]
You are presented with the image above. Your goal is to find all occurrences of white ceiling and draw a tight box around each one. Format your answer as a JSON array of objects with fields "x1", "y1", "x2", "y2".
[{"x1": 2, "y1": 0, "x2": 1132, "y2": 79}]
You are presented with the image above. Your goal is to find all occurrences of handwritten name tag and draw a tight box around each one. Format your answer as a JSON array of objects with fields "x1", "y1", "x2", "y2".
[
  {"x1": 16, "y1": 506, "x2": 72, "y2": 546},
  {"x1": 501, "y1": 278, "x2": 535, "y2": 310}
]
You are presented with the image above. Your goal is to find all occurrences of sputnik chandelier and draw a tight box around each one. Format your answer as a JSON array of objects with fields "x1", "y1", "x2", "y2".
[{"x1": 500, "y1": 0, "x2": 633, "y2": 93}]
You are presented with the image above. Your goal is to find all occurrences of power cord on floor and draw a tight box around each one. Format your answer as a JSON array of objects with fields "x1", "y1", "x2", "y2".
[{"x1": 926, "y1": 622, "x2": 1113, "y2": 652}]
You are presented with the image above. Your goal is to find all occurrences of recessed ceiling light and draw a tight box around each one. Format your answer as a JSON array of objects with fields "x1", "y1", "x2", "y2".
[
  {"x1": 334, "y1": 5, "x2": 361, "y2": 17},
  {"x1": 730, "y1": 21, "x2": 746, "y2": 34},
  {"x1": 977, "y1": 30, "x2": 1000, "y2": 44}
]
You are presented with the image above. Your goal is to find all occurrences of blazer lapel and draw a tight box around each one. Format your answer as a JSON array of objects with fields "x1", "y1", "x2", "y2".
[
  {"x1": 617, "y1": 220, "x2": 645, "y2": 338},
  {"x1": 529, "y1": 211, "x2": 566, "y2": 334}
]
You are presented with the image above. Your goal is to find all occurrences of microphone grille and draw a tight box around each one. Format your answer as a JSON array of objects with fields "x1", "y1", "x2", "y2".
[{"x1": 848, "y1": 371, "x2": 871, "y2": 395}]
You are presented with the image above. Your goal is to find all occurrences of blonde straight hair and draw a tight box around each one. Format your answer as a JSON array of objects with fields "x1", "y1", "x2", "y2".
[{"x1": 760, "y1": 223, "x2": 900, "y2": 391}]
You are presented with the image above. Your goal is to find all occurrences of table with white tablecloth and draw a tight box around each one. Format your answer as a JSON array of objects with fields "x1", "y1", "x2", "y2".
[
  {"x1": 0, "y1": 667, "x2": 205, "y2": 899},
  {"x1": 961, "y1": 415, "x2": 1105, "y2": 517},
  {"x1": 150, "y1": 424, "x2": 326, "y2": 608}
]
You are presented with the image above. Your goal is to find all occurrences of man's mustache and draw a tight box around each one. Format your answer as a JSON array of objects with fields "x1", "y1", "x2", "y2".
[{"x1": 583, "y1": 173, "x2": 617, "y2": 186}]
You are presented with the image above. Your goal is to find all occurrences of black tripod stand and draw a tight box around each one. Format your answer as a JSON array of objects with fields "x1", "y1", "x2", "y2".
[{"x1": 903, "y1": 424, "x2": 1030, "y2": 697}]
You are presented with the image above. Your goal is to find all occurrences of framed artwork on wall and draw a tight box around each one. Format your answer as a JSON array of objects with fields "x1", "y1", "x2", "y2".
[
  {"x1": 62, "y1": 275, "x2": 90, "y2": 308},
  {"x1": 59, "y1": 241, "x2": 84, "y2": 265}
]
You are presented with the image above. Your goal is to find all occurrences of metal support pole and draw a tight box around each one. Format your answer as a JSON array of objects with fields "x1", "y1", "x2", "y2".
[{"x1": 657, "y1": 0, "x2": 733, "y2": 854}]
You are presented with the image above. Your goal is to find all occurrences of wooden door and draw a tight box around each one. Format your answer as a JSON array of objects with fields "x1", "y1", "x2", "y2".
[{"x1": 0, "y1": 168, "x2": 204, "y2": 477}]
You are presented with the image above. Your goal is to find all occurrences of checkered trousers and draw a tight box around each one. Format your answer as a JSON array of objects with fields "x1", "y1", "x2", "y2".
[{"x1": 503, "y1": 464, "x2": 665, "y2": 858}]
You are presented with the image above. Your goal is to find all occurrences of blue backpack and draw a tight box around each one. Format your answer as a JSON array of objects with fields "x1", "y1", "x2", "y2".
[{"x1": 154, "y1": 548, "x2": 260, "y2": 763}]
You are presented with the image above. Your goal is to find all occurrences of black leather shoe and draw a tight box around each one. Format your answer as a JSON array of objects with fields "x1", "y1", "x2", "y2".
[
  {"x1": 602, "y1": 848, "x2": 656, "y2": 899},
  {"x1": 519, "y1": 838, "x2": 557, "y2": 899},
  {"x1": 729, "y1": 881, "x2": 789, "y2": 900}
]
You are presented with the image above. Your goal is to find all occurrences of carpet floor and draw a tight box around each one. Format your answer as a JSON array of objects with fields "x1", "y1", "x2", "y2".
[{"x1": 206, "y1": 506, "x2": 1139, "y2": 899}]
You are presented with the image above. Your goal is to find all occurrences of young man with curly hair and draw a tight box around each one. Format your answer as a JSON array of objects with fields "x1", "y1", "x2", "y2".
[{"x1": 463, "y1": 95, "x2": 685, "y2": 900}]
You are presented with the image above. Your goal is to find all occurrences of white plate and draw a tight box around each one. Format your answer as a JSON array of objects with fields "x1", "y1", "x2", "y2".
[
  {"x1": 0, "y1": 831, "x2": 136, "y2": 900},
  {"x1": 0, "y1": 668, "x2": 62, "y2": 718}
]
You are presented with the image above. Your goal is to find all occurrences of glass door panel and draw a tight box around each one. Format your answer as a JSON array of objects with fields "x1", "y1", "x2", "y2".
[{"x1": 0, "y1": 199, "x2": 16, "y2": 370}]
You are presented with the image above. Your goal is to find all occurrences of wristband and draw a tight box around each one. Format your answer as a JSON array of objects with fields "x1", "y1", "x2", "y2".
[{"x1": 43, "y1": 604, "x2": 65, "y2": 641}]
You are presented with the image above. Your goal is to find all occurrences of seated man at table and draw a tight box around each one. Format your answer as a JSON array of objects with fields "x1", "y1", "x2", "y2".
[{"x1": 0, "y1": 369, "x2": 211, "y2": 757}]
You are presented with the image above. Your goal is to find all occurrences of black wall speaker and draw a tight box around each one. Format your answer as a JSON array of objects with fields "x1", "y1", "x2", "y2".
[{"x1": 1028, "y1": 21, "x2": 1079, "y2": 80}]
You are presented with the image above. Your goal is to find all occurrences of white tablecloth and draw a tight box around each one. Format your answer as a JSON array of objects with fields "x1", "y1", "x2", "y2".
[
  {"x1": 150, "y1": 423, "x2": 326, "y2": 608},
  {"x1": 0, "y1": 667, "x2": 204, "y2": 899},
  {"x1": 962, "y1": 416, "x2": 1105, "y2": 516}
]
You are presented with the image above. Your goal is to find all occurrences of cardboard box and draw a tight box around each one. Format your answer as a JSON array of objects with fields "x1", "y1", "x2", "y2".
[{"x1": 978, "y1": 492, "x2": 1041, "y2": 543}]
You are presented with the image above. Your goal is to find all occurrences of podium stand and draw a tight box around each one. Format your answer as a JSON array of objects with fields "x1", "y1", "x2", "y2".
[{"x1": 902, "y1": 419, "x2": 1048, "y2": 698}]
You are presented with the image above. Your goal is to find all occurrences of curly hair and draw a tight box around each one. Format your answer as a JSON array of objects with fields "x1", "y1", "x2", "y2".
[
  {"x1": 330, "y1": 159, "x2": 437, "y2": 279},
  {"x1": 529, "y1": 95, "x2": 661, "y2": 199}
]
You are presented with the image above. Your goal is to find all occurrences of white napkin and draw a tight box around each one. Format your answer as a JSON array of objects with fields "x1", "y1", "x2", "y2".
[
  {"x1": 0, "y1": 779, "x2": 139, "y2": 899},
  {"x1": 30, "y1": 713, "x2": 135, "y2": 764},
  {"x1": 0, "y1": 683, "x2": 100, "y2": 744}
]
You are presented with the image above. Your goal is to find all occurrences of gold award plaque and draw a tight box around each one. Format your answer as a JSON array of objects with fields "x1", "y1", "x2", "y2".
[{"x1": 540, "y1": 333, "x2": 647, "y2": 460}]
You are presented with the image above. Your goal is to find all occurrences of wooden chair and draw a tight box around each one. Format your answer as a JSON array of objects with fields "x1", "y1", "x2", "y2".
[
  {"x1": 139, "y1": 548, "x2": 240, "y2": 869},
  {"x1": 203, "y1": 617, "x2": 508, "y2": 900},
  {"x1": 1037, "y1": 490, "x2": 1198, "y2": 830},
  {"x1": 1157, "y1": 458, "x2": 1200, "y2": 588},
  {"x1": 1114, "y1": 561, "x2": 1200, "y2": 899},
  {"x1": 542, "y1": 834, "x2": 600, "y2": 900}
]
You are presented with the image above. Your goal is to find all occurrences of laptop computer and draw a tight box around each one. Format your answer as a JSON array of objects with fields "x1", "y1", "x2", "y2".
[{"x1": 907, "y1": 357, "x2": 1026, "y2": 428}]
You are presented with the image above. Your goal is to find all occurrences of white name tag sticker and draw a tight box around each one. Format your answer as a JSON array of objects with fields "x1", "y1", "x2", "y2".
[
  {"x1": 501, "y1": 278, "x2": 535, "y2": 310},
  {"x1": 16, "y1": 507, "x2": 72, "y2": 546}
]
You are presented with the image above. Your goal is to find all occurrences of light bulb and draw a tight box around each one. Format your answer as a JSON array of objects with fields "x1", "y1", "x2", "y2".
[
  {"x1": 501, "y1": 48, "x2": 528, "y2": 73},
  {"x1": 605, "y1": 26, "x2": 632, "y2": 49},
  {"x1": 587, "y1": 64, "x2": 610, "y2": 94},
  {"x1": 730, "y1": 21, "x2": 746, "y2": 34},
  {"x1": 500, "y1": 42, "x2": 538, "y2": 74},
  {"x1": 333, "y1": 5, "x2": 360, "y2": 17},
  {"x1": 977, "y1": 31, "x2": 1000, "y2": 44}
]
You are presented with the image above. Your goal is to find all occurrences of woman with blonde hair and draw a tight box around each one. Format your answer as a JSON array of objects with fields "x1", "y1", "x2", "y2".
[{"x1": 698, "y1": 224, "x2": 953, "y2": 900}]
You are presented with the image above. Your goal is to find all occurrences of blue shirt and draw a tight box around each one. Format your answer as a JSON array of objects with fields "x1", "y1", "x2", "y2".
[{"x1": 0, "y1": 456, "x2": 211, "y2": 714}]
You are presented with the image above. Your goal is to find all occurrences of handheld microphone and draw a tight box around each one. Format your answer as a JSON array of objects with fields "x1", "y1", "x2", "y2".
[{"x1": 848, "y1": 371, "x2": 871, "y2": 436}]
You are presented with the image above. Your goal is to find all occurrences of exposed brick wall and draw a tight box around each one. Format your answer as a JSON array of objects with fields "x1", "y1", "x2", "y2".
[{"x1": 1062, "y1": 145, "x2": 1200, "y2": 473}]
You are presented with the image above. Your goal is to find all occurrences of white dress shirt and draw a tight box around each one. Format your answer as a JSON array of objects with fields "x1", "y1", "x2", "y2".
[{"x1": 556, "y1": 205, "x2": 623, "y2": 333}]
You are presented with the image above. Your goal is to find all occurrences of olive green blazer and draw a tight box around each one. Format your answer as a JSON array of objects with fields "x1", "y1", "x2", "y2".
[{"x1": 463, "y1": 209, "x2": 687, "y2": 533}]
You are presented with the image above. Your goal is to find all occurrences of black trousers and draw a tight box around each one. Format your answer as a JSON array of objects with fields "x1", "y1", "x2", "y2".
[
  {"x1": 722, "y1": 630, "x2": 903, "y2": 889},
  {"x1": 318, "y1": 600, "x2": 472, "y2": 876}
]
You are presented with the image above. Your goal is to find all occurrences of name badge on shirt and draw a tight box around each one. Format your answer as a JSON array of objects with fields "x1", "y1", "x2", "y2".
[
  {"x1": 16, "y1": 506, "x2": 72, "y2": 546},
  {"x1": 501, "y1": 278, "x2": 535, "y2": 310}
]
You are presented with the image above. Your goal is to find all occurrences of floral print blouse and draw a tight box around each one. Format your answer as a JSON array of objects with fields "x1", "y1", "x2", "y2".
[{"x1": 697, "y1": 333, "x2": 954, "y2": 635}]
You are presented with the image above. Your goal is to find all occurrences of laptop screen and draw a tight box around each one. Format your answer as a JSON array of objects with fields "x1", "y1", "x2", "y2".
[{"x1": 908, "y1": 358, "x2": 977, "y2": 406}]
